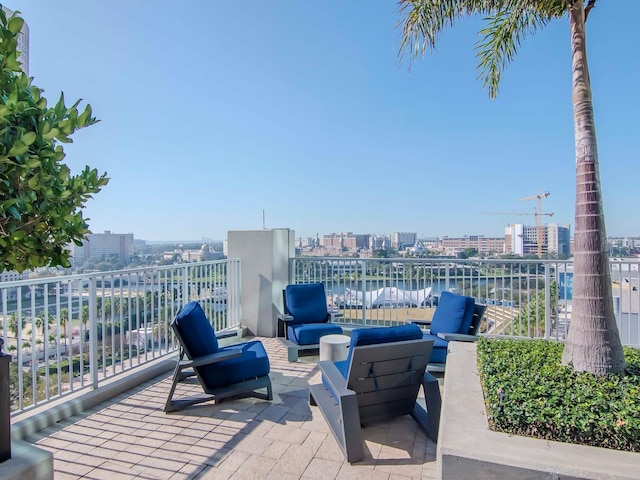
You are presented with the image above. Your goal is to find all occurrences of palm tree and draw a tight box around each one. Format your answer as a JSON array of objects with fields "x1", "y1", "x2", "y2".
[
  {"x1": 397, "y1": 0, "x2": 625, "y2": 375},
  {"x1": 58, "y1": 307, "x2": 70, "y2": 354}
]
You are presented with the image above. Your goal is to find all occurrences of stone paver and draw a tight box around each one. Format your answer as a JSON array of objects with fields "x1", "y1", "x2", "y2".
[{"x1": 24, "y1": 337, "x2": 438, "y2": 479}]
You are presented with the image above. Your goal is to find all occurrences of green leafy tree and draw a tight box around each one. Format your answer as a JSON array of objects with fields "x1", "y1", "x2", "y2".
[
  {"x1": 0, "y1": 10, "x2": 109, "y2": 272},
  {"x1": 461, "y1": 248, "x2": 478, "y2": 259},
  {"x1": 397, "y1": 0, "x2": 625, "y2": 375}
]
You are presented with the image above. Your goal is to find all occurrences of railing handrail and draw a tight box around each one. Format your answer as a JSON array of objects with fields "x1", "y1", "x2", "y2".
[{"x1": 0, "y1": 258, "x2": 240, "y2": 288}]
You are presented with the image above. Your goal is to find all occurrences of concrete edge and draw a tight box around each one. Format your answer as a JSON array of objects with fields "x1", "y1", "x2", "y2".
[
  {"x1": 438, "y1": 342, "x2": 640, "y2": 480},
  {"x1": 11, "y1": 355, "x2": 177, "y2": 441},
  {"x1": 0, "y1": 439, "x2": 53, "y2": 480}
]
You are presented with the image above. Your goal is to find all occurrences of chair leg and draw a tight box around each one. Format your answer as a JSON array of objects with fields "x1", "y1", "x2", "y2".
[
  {"x1": 266, "y1": 379, "x2": 273, "y2": 401},
  {"x1": 164, "y1": 360, "x2": 184, "y2": 413},
  {"x1": 288, "y1": 346, "x2": 299, "y2": 362},
  {"x1": 415, "y1": 371, "x2": 442, "y2": 442},
  {"x1": 340, "y1": 394, "x2": 365, "y2": 462}
]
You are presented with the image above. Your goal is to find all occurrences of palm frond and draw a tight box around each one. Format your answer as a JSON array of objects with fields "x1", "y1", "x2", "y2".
[
  {"x1": 397, "y1": 0, "x2": 465, "y2": 65},
  {"x1": 476, "y1": 2, "x2": 565, "y2": 98},
  {"x1": 397, "y1": 0, "x2": 567, "y2": 96}
]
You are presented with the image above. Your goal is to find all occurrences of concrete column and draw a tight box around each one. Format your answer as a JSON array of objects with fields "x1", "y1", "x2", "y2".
[{"x1": 227, "y1": 229, "x2": 294, "y2": 337}]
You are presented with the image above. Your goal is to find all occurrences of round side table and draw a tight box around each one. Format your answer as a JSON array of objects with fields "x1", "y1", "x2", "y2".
[{"x1": 319, "y1": 334, "x2": 351, "y2": 362}]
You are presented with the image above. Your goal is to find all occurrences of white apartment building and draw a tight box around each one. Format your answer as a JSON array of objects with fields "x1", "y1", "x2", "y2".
[
  {"x1": 1, "y1": 4, "x2": 29, "y2": 75},
  {"x1": 0, "y1": 270, "x2": 28, "y2": 282},
  {"x1": 71, "y1": 231, "x2": 134, "y2": 264},
  {"x1": 547, "y1": 223, "x2": 571, "y2": 256},
  {"x1": 391, "y1": 232, "x2": 417, "y2": 249},
  {"x1": 505, "y1": 223, "x2": 571, "y2": 257}
]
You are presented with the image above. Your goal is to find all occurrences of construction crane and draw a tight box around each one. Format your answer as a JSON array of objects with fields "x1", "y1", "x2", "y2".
[{"x1": 520, "y1": 190, "x2": 551, "y2": 259}]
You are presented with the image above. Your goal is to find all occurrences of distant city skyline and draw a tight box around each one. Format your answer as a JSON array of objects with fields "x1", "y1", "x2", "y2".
[{"x1": 12, "y1": 2, "x2": 640, "y2": 241}]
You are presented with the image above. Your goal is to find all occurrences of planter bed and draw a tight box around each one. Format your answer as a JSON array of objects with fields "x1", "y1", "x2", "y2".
[{"x1": 438, "y1": 342, "x2": 639, "y2": 480}]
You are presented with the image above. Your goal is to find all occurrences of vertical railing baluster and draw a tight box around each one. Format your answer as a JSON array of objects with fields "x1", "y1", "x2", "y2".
[
  {"x1": 89, "y1": 277, "x2": 98, "y2": 389},
  {"x1": 544, "y1": 263, "x2": 551, "y2": 340}
]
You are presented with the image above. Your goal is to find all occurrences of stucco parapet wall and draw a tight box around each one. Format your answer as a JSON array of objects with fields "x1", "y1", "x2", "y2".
[{"x1": 438, "y1": 341, "x2": 640, "y2": 480}]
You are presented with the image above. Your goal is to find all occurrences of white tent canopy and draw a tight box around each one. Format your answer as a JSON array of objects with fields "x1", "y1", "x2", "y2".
[{"x1": 341, "y1": 286, "x2": 432, "y2": 308}]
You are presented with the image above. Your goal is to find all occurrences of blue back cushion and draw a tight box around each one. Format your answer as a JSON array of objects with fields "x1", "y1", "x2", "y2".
[
  {"x1": 344, "y1": 324, "x2": 423, "y2": 371},
  {"x1": 459, "y1": 296, "x2": 477, "y2": 334},
  {"x1": 172, "y1": 301, "x2": 219, "y2": 356},
  {"x1": 430, "y1": 292, "x2": 469, "y2": 336},
  {"x1": 284, "y1": 283, "x2": 329, "y2": 325}
]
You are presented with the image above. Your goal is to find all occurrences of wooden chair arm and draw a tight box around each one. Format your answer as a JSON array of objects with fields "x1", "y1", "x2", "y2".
[
  {"x1": 436, "y1": 332, "x2": 479, "y2": 342},
  {"x1": 317, "y1": 360, "x2": 353, "y2": 398},
  {"x1": 179, "y1": 350, "x2": 242, "y2": 369}
]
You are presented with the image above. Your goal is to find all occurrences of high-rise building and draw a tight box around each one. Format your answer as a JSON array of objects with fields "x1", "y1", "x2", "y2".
[
  {"x1": 1, "y1": 4, "x2": 29, "y2": 75},
  {"x1": 391, "y1": 232, "x2": 417, "y2": 249},
  {"x1": 547, "y1": 223, "x2": 571, "y2": 257},
  {"x1": 505, "y1": 223, "x2": 570, "y2": 257},
  {"x1": 71, "y1": 231, "x2": 134, "y2": 264}
]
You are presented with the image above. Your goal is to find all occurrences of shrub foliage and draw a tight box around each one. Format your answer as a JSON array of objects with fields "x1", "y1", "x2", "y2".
[
  {"x1": 477, "y1": 337, "x2": 640, "y2": 452},
  {"x1": 0, "y1": 9, "x2": 108, "y2": 272}
]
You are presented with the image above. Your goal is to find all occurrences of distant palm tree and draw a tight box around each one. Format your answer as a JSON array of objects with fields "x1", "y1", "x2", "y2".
[
  {"x1": 58, "y1": 307, "x2": 70, "y2": 354},
  {"x1": 34, "y1": 312, "x2": 52, "y2": 347},
  {"x1": 397, "y1": 0, "x2": 625, "y2": 375}
]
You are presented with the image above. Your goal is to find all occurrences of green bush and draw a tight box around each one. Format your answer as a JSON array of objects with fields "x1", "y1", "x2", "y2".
[{"x1": 477, "y1": 337, "x2": 640, "y2": 452}]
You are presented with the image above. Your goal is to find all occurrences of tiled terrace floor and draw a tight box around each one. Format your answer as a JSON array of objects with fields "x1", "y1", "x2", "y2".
[{"x1": 23, "y1": 337, "x2": 438, "y2": 479}]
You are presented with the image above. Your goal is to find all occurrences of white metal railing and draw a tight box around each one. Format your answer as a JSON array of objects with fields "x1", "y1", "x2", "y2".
[
  {"x1": 290, "y1": 257, "x2": 640, "y2": 347},
  {"x1": 0, "y1": 259, "x2": 241, "y2": 415}
]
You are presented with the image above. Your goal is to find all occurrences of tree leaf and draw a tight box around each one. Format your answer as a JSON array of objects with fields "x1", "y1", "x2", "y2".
[
  {"x1": 7, "y1": 17, "x2": 24, "y2": 35},
  {"x1": 8, "y1": 141, "x2": 28, "y2": 157},
  {"x1": 21, "y1": 131, "x2": 36, "y2": 146}
]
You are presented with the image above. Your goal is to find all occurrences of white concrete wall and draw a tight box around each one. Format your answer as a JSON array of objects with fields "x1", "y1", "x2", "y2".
[{"x1": 227, "y1": 229, "x2": 294, "y2": 337}]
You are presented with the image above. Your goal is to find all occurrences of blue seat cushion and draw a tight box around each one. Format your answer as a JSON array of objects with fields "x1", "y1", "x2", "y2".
[
  {"x1": 284, "y1": 283, "x2": 329, "y2": 325},
  {"x1": 288, "y1": 323, "x2": 342, "y2": 345},
  {"x1": 173, "y1": 301, "x2": 218, "y2": 355},
  {"x1": 430, "y1": 292, "x2": 468, "y2": 336},
  {"x1": 424, "y1": 333, "x2": 450, "y2": 364},
  {"x1": 198, "y1": 340, "x2": 270, "y2": 389}
]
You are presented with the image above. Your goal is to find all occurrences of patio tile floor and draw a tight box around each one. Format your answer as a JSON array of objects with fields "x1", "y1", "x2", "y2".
[{"x1": 24, "y1": 337, "x2": 438, "y2": 479}]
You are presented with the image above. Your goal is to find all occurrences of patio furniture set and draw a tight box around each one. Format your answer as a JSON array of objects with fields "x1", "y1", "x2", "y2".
[{"x1": 164, "y1": 282, "x2": 485, "y2": 463}]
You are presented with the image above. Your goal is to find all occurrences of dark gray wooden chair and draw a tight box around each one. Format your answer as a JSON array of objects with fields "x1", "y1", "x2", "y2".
[
  {"x1": 308, "y1": 324, "x2": 441, "y2": 463},
  {"x1": 277, "y1": 283, "x2": 343, "y2": 362},
  {"x1": 165, "y1": 301, "x2": 272, "y2": 412},
  {"x1": 412, "y1": 292, "x2": 486, "y2": 372}
]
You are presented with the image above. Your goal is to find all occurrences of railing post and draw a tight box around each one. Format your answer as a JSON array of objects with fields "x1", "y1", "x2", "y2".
[
  {"x1": 0, "y1": 338, "x2": 12, "y2": 462},
  {"x1": 182, "y1": 264, "x2": 189, "y2": 306},
  {"x1": 360, "y1": 261, "x2": 367, "y2": 326},
  {"x1": 445, "y1": 263, "x2": 451, "y2": 292},
  {"x1": 88, "y1": 277, "x2": 99, "y2": 389},
  {"x1": 544, "y1": 263, "x2": 551, "y2": 340}
]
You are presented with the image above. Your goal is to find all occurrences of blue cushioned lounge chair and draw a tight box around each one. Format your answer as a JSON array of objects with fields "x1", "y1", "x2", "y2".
[
  {"x1": 308, "y1": 324, "x2": 441, "y2": 463},
  {"x1": 165, "y1": 301, "x2": 272, "y2": 412},
  {"x1": 277, "y1": 283, "x2": 343, "y2": 362},
  {"x1": 413, "y1": 291, "x2": 486, "y2": 372}
]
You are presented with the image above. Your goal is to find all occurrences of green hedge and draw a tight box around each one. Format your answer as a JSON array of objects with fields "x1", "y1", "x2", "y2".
[{"x1": 477, "y1": 337, "x2": 640, "y2": 452}]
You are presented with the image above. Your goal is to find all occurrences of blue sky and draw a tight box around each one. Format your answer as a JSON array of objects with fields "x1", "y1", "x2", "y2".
[{"x1": 10, "y1": 1, "x2": 640, "y2": 242}]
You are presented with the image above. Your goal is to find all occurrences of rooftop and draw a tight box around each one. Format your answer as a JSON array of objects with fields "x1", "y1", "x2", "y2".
[{"x1": 21, "y1": 337, "x2": 439, "y2": 479}]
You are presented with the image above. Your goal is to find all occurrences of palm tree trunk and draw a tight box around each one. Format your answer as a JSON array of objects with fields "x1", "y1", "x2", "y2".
[{"x1": 561, "y1": 0, "x2": 625, "y2": 375}]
